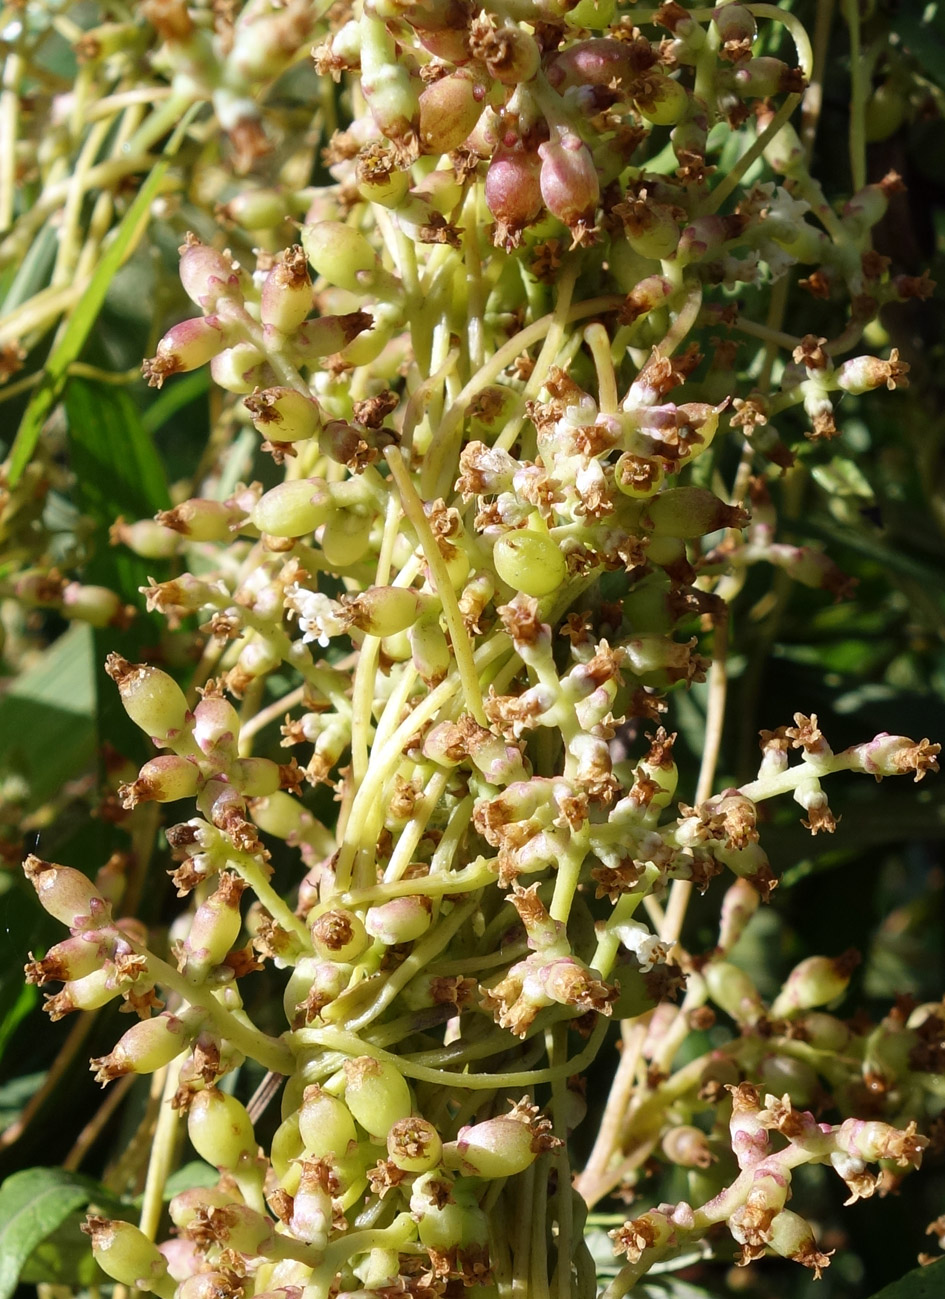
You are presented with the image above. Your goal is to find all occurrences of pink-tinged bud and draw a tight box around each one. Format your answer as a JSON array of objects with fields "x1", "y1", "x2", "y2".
[
  {"x1": 251, "y1": 477, "x2": 333, "y2": 538},
  {"x1": 387, "y1": 1117, "x2": 442, "y2": 1172},
  {"x1": 712, "y1": 3, "x2": 756, "y2": 50},
  {"x1": 168, "y1": 1186, "x2": 240, "y2": 1233},
  {"x1": 758, "y1": 109, "x2": 804, "y2": 174},
  {"x1": 260, "y1": 246, "x2": 313, "y2": 334},
  {"x1": 619, "y1": 274, "x2": 675, "y2": 324},
  {"x1": 835, "y1": 348, "x2": 909, "y2": 394},
  {"x1": 22, "y1": 854, "x2": 110, "y2": 930},
  {"x1": 211, "y1": 341, "x2": 269, "y2": 394},
  {"x1": 179, "y1": 872, "x2": 246, "y2": 982},
  {"x1": 449, "y1": 1116, "x2": 540, "y2": 1178},
  {"x1": 734, "y1": 57, "x2": 805, "y2": 99},
  {"x1": 292, "y1": 311, "x2": 374, "y2": 364},
  {"x1": 485, "y1": 146, "x2": 543, "y2": 246},
  {"x1": 120, "y1": 755, "x2": 199, "y2": 809},
  {"x1": 289, "y1": 1161, "x2": 332, "y2": 1249},
  {"x1": 848, "y1": 732, "x2": 940, "y2": 782},
  {"x1": 187, "y1": 1086, "x2": 258, "y2": 1171},
  {"x1": 178, "y1": 235, "x2": 244, "y2": 311},
  {"x1": 244, "y1": 385, "x2": 321, "y2": 443},
  {"x1": 175, "y1": 1271, "x2": 238, "y2": 1299},
  {"x1": 836, "y1": 1117, "x2": 928, "y2": 1168},
  {"x1": 760, "y1": 543, "x2": 855, "y2": 600},
  {"x1": 645, "y1": 486, "x2": 748, "y2": 539},
  {"x1": 109, "y1": 516, "x2": 181, "y2": 559},
  {"x1": 154, "y1": 497, "x2": 246, "y2": 543},
  {"x1": 91, "y1": 1010, "x2": 196, "y2": 1084},
  {"x1": 546, "y1": 38, "x2": 635, "y2": 90},
  {"x1": 704, "y1": 960, "x2": 764, "y2": 1025},
  {"x1": 365, "y1": 894, "x2": 433, "y2": 945},
  {"x1": 770, "y1": 950, "x2": 860, "y2": 1018},
  {"x1": 142, "y1": 315, "x2": 227, "y2": 388},
  {"x1": 192, "y1": 694, "x2": 241, "y2": 763},
  {"x1": 311, "y1": 907, "x2": 370, "y2": 962},
  {"x1": 342, "y1": 1056, "x2": 412, "y2": 1139},
  {"x1": 25, "y1": 933, "x2": 107, "y2": 985},
  {"x1": 538, "y1": 129, "x2": 599, "y2": 232},
  {"x1": 418, "y1": 71, "x2": 487, "y2": 155},
  {"x1": 82, "y1": 1217, "x2": 172, "y2": 1293},
  {"x1": 105, "y1": 654, "x2": 191, "y2": 748}
]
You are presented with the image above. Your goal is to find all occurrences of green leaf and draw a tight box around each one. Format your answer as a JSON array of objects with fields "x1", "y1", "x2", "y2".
[
  {"x1": 0, "y1": 622, "x2": 96, "y2": 809},
  {"x1": 0, "y1": 1167, "x2": 118, "y2": 1299},
  {"x1": 0, "y1": 1072, "x2": 46, "y2": 1131},
  {"x1": 866, "y1": 1258, "x2": 945, "y2": 1299},
  {"x1": 18, "y1": 1212, "x2": 105, "y2": 1289},
  {"x1": 0, "y1": 981, "x2": 37, "y2": 1060},
  {"x1": 162, "y1": 1161, "x2": 219, "y2": 1199},
  {"x1": 6, "y1": 158, "x2": 171, "y2": 488}
]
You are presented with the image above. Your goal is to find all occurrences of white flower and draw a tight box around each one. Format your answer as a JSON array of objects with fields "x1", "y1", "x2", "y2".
[
  {"x1": 285, "y1": 582, "x2": 348, "y2": 648},
  {"x1": 615, "y1": 920, "x2": 669, "y2": 972}
]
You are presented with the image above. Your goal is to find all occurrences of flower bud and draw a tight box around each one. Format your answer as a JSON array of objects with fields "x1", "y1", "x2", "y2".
[
  {"x1": 361, "y1": 13, "x2": 420, "y2": 141},
  {"x1": 365, "y1": 894, "x2": 433, "y2": 945},
  {"x1": 412, "y1": 1174, "x2": 489, "y2": 1250},
  {"x1": 298, "y1": 1084, "x2": 359, "y2": 1158},
  {"x1": 449, "y1": 1115, "x2": 540, "y2": 1178},
  {"x1": 25, "y1": 933, "x2": 106, "y2": 985},
  {"x1": 311, "y1": 907, "x2": 371, "y2": 961},
  {"x1": 645, "y1": 486, "x2": 748, "y2": 539},
  {"x1": 343, "y1": 1056, "x2": 413, "y2": 1139},
  {"x1": 260, "y1": 246, "x2": 313, "y2": 334},
  {"x1": 301, "y1": 221, "x2": 383, "y2": 295},
  {"x1": 767, "y1": 1209, "x2": 832, "y2": 1275},
  {"x1": 418, "y1": 71, "x2": 486, "y2": 154},
  {"x1": 251, "y1": 478, "x2": 333, "y2": 538},
  {"x1": 759, "y1": 113, "x2": 804, "y2": 175},
  {"x1": 387, "y1": 1117, "x2": 443, "y2": 1172},
  {"x1": 703, "y1": 960, "x2": 764, "y2": 1025},
  {"x1": 192, "y1": 694, "x2": 241, "y2": 764},
  {"x1": 493, "y1": 523, "x2": 567, "y2": 598},
  {"x1": 154, "y1": 497, "x2": 246, "y2": 543},
  {"x1": 734, "y1": 57, "x2": 803, "y2": 99},
  {"x1": 289, "y1": 1160, "x2": 332, "y2": 1248},
  {"x1": 109, "y1": 516, "x2": 182, "y2": 559},
  {"x1": 44, "y1": 966, "x2": 123, "y2": 1019},
  {"x1": 178, "y1": 236, "x2": 244, "y2": 311},
  {"x1": 484, "y1": 146, "x2": 543, "y2": 244},
  {"x1": 634, "y1": 73, "x2": 690, "y2": 125},
  {"x1": 143, "y1": 315, "x2": 228, "y2": 388},
  {"x1": 284, "y1": 958, "x2": 348, "y2": 1025},
  {"x1": 770, "y1": 950, "x2": 860, "y2": 1018},
  {"x1": 408, "y1": 616, "x2": 451, "y2": 685},
  {"x1": 120, "y1": 755, "x2": 199, "y2": 809},
  {"x1": 187, "y1": 1086, "x2": 257, "y2": 1171},
  {"x1": 320, "y1": 507, "x2": 374, "y2": 568},
  {"x1": 91, "y1": 1010, "x2": 197, "y2": 1084},
  {"x1": 178, "y1": 860, "x2": 240, "y2": 961},
  {"x1": 835, "y1": 350, "x2": 909, "y2": 394},
  {"x1": 538, "y1": 128, "x2": 599, "y2": 231},
  {"x1": 211, "y1": 341, "x2": 269, "y2": 394},
  {"x1": 22, "y1": 854, "x2": 110, "y2": 930},
  {"x1": 82, "y1": 1217, "x2": 172, "y2": 1294},
  {"x1": 105, "y1": 654, "x2": 191, "y2": 747},
  {"x1": 662, "y1": 1125, "x2": 714, "y2": 1168},
  {"x1": 244, "y1": 386, "x2": 321, "y2": 443},
  {"x1": 619, "y1": 274, "x2": 675, "y2": 324}
]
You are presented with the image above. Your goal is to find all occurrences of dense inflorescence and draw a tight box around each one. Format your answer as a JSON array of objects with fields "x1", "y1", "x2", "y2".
[{"x1": 11, "y1": 1, "x2": 944, "y2": 1297}]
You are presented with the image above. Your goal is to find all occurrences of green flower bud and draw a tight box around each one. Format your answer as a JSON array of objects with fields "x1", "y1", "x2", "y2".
[
  {"x1": 298, "y1": 1084, "x2": 358, "y2": 1158},
  {"x1": 645, "y1": 487, "x2": 748, "y2": 539},
  {"x1": 179, "y1": 872, "x2": 246, "y2": 983},
  {"x1": 634, "y1": 73, "x2": 690, "y2": 125},
  {"x1": 493, "y1": 522, "x2": 567, "y2": 597},
  {"x1": 770, "y1": 950, "x2": 860, "y2": 1018},
  {"x1": 91, "y1": 1010, "x2": 198, "y2": 1085},
  {"x1": 311, "y1": 907, "x2": 371, "y2": 962},
  {"x1": 260, "y1": 246, "x2": 312, "y2": 334},
  {"x1": 704, "y1": 960, "x2": 764, "y2": 1025},
  {"x1": 365, "y1": 894, "x2": 433, "y2": 945},
  {"x1": 154, "y1": 497, "x2": 246, "y2": 543},
  {"x1": 320, "y1": 508, "x2": 374, "y2": 568},
  {"x1": 301, "y1": 221, "x2": 382, "y2": 295},
  {"x1": 244, "y1": 386, "x2": 321, "y2": 443},
  {"x1": 387, "y1": 1117, "x2": 443, "y2": 1172},
  {"x1": 82, "y1": 1217, "x2": 172, "y2": 1294},
  {"x1": 105, "y1": 654, "x2": 191, "y2": 748},
  {"x1": 343, "y1": 1056, "x2": 413, "y2": 1139},
  {"x1": 187, "y1": 1086, "x2": 258, "y2": 1171},
  {"x1": 254, "y1": 478, "x2": 334, "y2": 538}
]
